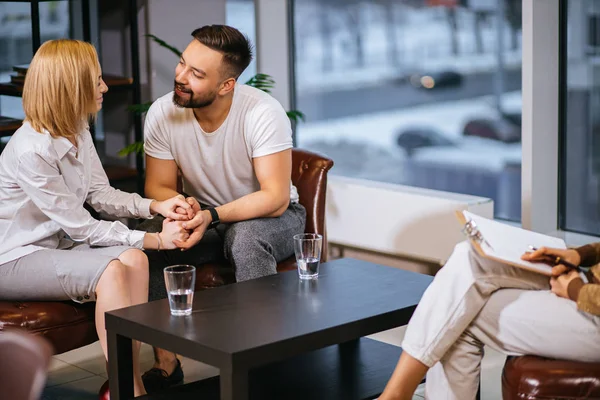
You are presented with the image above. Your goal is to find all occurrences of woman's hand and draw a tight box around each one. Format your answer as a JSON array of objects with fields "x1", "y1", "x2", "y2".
[
  {"x1": 521, "y1": 247, "x2": 581, "y2": 276},
  {"x1": 159, "y1": 218, "x2": 190, "y2": 250},
  {"x1": 174, "y1": 197, "x2": 201, "y2": 218},
  {"x1": 150, "y1": 195, "x2": 193, "y2": 221},
  {"x1": 550, "y1": 269, "x2": 582, "y2": 299}
]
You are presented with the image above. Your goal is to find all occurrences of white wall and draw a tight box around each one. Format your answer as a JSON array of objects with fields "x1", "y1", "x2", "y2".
[
  {"x1": 326, "y1": 177, "x2": 494, "y2": 265},
  {"x1": 255, "y1": 0, "x2": 292, "y2": 110},
  {"x1": 147, "y1": 0, "x2": 226, "y2": 99}
]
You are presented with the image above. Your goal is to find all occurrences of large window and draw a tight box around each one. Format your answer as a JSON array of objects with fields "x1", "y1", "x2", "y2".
[
  {"x1": 560, "y1": 0, "x2": 600, "y2": 235},
  {"x1": 292, "y1": 0, "x2": 522, "y2": 221}
]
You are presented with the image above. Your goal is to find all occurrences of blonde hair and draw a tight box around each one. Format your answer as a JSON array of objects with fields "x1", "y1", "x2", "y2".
[{"x1": 22, "y1": 39, "x2": 100, "y2": 138}]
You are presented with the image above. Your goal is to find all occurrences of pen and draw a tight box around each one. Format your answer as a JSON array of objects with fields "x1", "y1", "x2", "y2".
[{"x1": 527, "y1": 246, "x2": 582, "y2": 272}]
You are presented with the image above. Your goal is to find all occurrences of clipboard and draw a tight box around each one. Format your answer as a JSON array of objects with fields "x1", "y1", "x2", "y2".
[{"x1": 455, "y1": 210, "x2": 567, "y2": 276}]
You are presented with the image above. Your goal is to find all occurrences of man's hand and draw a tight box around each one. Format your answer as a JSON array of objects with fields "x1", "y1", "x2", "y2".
[
  {"x1": 174, "y1": 209, "x2": 212, "y2": 250},
  {"x1": 150, "y1": 195, "x2": 193, "y2": 221},
  {"x1": 521, "y1": 247, "x2": 581, "y2": 277},
  {"x1": 550, "y1": 269, "x2": 582, "y2": 299},
  {"x1": 175, "y1": 197, "x2": 201, "y2": 218}
]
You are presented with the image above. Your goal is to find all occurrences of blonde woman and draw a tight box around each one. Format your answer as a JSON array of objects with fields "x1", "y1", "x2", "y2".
[{"x1": 0, "y1": 39, "x2": 193, "y2": 397}]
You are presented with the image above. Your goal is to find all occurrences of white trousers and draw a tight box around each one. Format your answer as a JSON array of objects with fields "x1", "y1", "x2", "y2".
[{"x1": 402, "y1": 241, "x2": 600, "y2": 400}]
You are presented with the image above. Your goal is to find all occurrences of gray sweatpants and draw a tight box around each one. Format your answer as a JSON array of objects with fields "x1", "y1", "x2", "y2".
[
  {"x1": 403, "y1": 241, "x2": 600, "y2": 400},
  {"x1": 140, "y1": 202, "x2": 306, "y2": 302}
]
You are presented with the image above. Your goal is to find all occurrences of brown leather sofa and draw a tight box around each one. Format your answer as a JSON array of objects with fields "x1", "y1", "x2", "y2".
[
  {"x1": 0, "y1": 148, "x2": 333, "y2": 355},
  {"x1": 502, "y1": 355, "x2": 600, "y2": 399}
]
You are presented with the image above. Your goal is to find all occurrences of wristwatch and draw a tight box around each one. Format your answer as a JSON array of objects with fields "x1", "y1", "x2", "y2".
[{"x1": 207, "y1": 207, "x2": 220, "y2": 229}]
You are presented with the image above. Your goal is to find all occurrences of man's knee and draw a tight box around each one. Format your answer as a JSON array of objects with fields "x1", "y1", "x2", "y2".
[{"x1": 225, "y1": 222, "x2": 271, "y2": 260}]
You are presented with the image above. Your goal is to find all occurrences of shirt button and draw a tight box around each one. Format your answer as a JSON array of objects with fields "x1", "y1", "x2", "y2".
[
  {"x1": 84, "y1": 295, "x2": 90, "y2": 300},
  {"x1": 76, "y1": 296, "x2": 83, "y2": 301}
]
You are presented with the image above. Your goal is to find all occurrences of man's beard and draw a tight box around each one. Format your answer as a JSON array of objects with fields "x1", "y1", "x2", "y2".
[{"x1": 172, "y1": 81, "x2": 217, "y2": 108}]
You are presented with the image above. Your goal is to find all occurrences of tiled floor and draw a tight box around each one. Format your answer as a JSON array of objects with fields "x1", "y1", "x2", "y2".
[{"x1": 41, "y1": 326, "x2": 506, "y2": 399}]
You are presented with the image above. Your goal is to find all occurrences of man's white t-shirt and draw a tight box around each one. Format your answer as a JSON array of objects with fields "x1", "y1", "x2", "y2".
[{"x1": 144, "y1": 84, "x2": 299, "y2": 207}]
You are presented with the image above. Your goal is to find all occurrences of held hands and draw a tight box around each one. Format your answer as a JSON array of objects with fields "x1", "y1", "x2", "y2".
[
  {"x1": 158, "y1": 218, "x2": 190, "y2": 250},
  {"x1": 176, "y1": 196, "x2": 200, "y2": 217},
  {"x1": 151, "y1": 195, "x2": 203, "y2": 250},
  {"x1": 151, "y1": 195, "x2": 194, "y2": 221},
  {"x1": 165, "y1": 197, "x2": 212, "y2": 251},
  {"x1": 175, "y1": 197, "x2": 211, "y2": 251}
]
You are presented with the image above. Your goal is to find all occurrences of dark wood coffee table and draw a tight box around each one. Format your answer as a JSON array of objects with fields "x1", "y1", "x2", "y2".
[{"x1": 106, "y1": 258, "x2": 433, "y2": 400}]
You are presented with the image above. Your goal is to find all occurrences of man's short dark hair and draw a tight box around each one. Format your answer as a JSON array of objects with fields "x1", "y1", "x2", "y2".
[{"x1": 191, "y1": 25, "x2": 253, "y2": 80}]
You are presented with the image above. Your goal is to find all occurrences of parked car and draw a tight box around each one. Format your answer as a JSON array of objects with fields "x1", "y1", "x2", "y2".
[
  {"x1": 395, "y1": 126, "x2": 456, "y2": 156},
  {"x1": 463, "y1": 117, "x2": 521, "y2": 143}
]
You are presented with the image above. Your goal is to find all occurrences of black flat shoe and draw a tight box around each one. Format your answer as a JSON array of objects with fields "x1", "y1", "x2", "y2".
[{"x1": 142, "y1": 358, "x2": 184, "y2": 393}]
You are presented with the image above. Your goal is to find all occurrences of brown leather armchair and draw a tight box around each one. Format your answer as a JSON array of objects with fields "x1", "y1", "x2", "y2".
[
  {"x1": 502, "y1": 356, "x2": 600, "y2": 399},
  {"x1": 0, "y1": 148, "x2": 333, "y2": 354},
  {"x1": 0, "y1": 328, "x2": 54, "y2": 400},
  {"x1": 194, "y1": 148, "x2": 334, "y2": 288}
]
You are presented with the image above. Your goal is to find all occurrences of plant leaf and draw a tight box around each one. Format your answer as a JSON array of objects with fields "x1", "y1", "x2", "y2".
[
  {"x1": 146, "y1": 34, "x2": 182, "y2": 57},
  {"x1": 127, "y1": 101, "x2": 153, "y2": 114},
  {"x1": 286, "y1": 110, "x2": 306, "y2": 123},
  {"x1": 118, "y1": 142, "x2": 145, "y2": 157},
  {"x1": 245, "y1": 73, "x2": 275, "y2": 93}
]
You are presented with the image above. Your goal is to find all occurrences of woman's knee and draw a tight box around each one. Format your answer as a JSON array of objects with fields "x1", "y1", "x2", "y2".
[
  {"x1": 454, "y1": 240, "x2": 472, "y2": 255},
  {"x1": 97, "y1": 260, "x2": 128, "y2": 290},
  {"x1": 443, "y1": 241, "x2": 472, "y2": 267},
  {"x1": 119, "y1": 249, "x2": 149, "y2": 272},
  {"x1": 438, "y1": 241, "x2": 481, "y2": 278}
]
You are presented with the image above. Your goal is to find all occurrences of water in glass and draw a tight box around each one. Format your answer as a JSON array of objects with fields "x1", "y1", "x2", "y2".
[
  {"x1": 168, "y1": 288, "x2": 194, "y2": 316},
  {"x1": 298, "y1": 256, "x2": 320, "y2": 279}
]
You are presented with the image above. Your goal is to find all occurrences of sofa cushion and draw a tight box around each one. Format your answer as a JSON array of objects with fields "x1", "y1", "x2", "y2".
[
  {"x1": 0, "y1": 301, "x2": 97, "y2": 354},
  {"x1": 502, "y1": 355, "x2": 600, "y2": 399}
]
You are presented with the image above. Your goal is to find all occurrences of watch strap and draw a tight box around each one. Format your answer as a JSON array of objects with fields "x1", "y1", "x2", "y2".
[{"x1": 207, "y1": 207, "x2": 220, "y2": 228}]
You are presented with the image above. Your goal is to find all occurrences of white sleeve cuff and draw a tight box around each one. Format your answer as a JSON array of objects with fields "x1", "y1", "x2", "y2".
[
  {"x1": 138, "y1": 198, "x2": 155, "y2": 220},
  {"x1": 128, "y1": 230, "x2": 146, "y2": 249},
  {"x1": 252, "y1": 143, "x2": 292, "y2": 158},
  {"x1": 144, "y1": 148, "x2": 175, "y2": 160}
]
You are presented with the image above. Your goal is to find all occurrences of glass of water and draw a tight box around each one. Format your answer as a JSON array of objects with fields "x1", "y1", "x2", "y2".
[
  {"x1": 294, "y1": 233, "x2": 323, "y2": 280},
  {"x1": 164, "y1": 265, "x2": 196, "y2": 316}
]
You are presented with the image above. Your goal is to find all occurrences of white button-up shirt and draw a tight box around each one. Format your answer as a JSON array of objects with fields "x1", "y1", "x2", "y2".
[{"x1": 0, "y1": 122, "x2": 152, "y2": 265}]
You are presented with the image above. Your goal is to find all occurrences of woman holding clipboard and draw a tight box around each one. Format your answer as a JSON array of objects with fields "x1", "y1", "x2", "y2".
[{"x1": 378, "y1": 239, "x2": 600, "y2": 400}]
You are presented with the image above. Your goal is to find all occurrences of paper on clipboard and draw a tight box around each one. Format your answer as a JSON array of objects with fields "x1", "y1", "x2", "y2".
[{"x1": 456, "y1": 210, "x2": 567, "y2": 276}]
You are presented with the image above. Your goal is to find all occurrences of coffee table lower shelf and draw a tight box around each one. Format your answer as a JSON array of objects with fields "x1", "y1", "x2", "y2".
[{"x1": 138, "y1": 337, "x2": 403, "y2": 400}]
